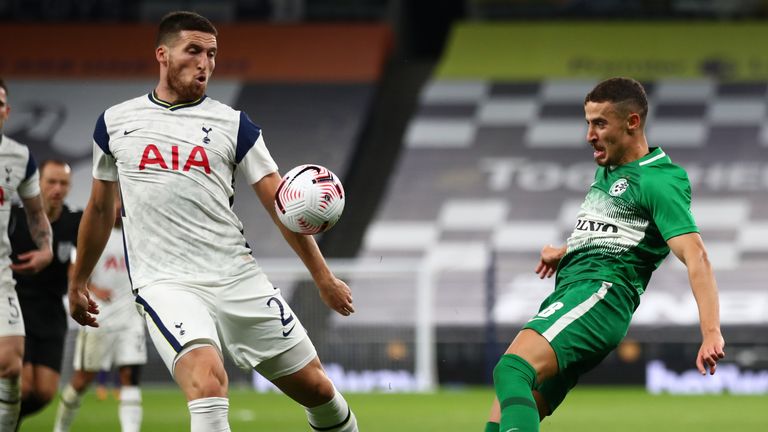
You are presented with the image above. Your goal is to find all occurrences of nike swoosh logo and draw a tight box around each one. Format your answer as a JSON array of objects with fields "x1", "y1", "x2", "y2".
[
  {"x1": 124, "y1": 128, "x2": 142, "y2": 135},
  {"x1": 282, "y1": 324, "x2": 296, "y2": 337}
]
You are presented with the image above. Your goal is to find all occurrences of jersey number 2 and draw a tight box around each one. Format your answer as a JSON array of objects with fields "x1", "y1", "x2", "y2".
[{"x1": 267, "y1": 297, "x2": 294, "y2": 326}]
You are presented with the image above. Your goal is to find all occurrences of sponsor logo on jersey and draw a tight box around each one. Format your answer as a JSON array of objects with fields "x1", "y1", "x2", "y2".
[
  {"x1": 610, "y1": 178, "x2": 629, "y2": 196},
  {"x1": 124, "y1": 128, "x2": 142, "y2": 135},
  {"x1": 104, "y1": 254, "x2": 127, "y2": 271},
  {"x1": 139, "y1": 144, "x2": 211, "y2": 174},
  {"x1": 574, "y1": 218, "x2": 619, "y2": 233}
]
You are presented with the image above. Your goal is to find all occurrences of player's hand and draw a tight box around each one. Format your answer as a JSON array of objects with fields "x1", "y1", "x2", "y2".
[
  {"x1": 696, "y1": 331, "x2": 725, "y2": 375},
  {"x1": 317, "y1": 277, "x2": 355, "y2": 317},
  {"x1": 535, "y1": 244, "x2": 566, "y2": 279},
  {"x1": 9, "y1": 248, "x2": 53, "y2": 275},
  {"x1": 69, "y1": 284, "x2": 100, "y2": 327}
]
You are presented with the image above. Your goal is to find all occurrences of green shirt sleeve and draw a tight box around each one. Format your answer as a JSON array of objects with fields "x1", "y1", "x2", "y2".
[{"x1": 642, "y1": 166, "x2": 699, "y2": 241}]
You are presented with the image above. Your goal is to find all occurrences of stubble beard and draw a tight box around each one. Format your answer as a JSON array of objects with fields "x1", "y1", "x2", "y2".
[{"x1": 167, "y1": 58, "x2": 205, "y2": 102}]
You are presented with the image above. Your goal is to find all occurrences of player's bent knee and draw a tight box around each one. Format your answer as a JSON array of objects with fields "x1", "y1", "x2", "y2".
[
  {"x1": 306, "y1": 375, "x2": 336, "y2": 405},
  {"x1": 0, "y1": 360, "x2": 21, "y2": 379},
  {"x1": 0, "y1": 345, "x2": 23, "y2": 379},
  {"x1": 187, "y1": 372, "x2": 228, "y2": 399},
  {"x1": 295, "y1": 360, "x2": 335, "y2": 404},
  {"x1": 175, "y1": 344, "x2": 229, "y2": 399}
]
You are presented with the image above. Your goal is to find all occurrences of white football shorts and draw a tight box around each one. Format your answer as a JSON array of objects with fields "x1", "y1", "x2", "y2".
[
  {"x1": 73, "y1": 322, "x2": 147, "y2": 371},
  {"x1": 0, "y1": 283, "x2": 24, "y2": 337},
  {"x1": 135, "y1": 271, "x2": 316, "y2": 380}
]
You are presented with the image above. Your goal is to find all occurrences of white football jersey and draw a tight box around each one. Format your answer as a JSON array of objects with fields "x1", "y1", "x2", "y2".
[
  {"x1": 0, "y1": 135, "x2": 40, "y2": 287},
  {"x1": 91, "y1": 93, "x2": 278, "y2": 290},
  {"x1": 87, "y1": 227, "x2": 141, "y2": 330}
]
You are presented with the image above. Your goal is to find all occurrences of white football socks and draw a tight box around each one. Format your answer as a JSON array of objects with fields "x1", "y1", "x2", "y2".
[
  {"x1": 188, "y1": 397, "x2": 230, "y2": 432},
  {"x1": 53, "y1": 384, "x2": 82, "y2": 432},
  {"x1": 119, "y1": 386, "x2": 142, "y2": 432},
  {"x1": 305, "y1": 391, "x2": 358, "y2": 431},
  {"x1": 0, "y1": 377, "x2": 20, "y2": 431}
]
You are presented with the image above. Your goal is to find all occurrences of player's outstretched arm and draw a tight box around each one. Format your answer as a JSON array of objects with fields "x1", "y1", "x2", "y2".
[
  {"x1": 668, "y1": 232, "x2": 725, "y2": 375},
  {"x1": 11, "y1": 194, "x2": 53, "y2": 274},
  {"x1": 69, "y1": 179, "x2": 118, "y2": 327},
  {"x1": 252, "y1": 172, "x2": 355, "y2": 316},
  {"x1": 535, "y1": 244, "x2": 566, "y2": 279}
]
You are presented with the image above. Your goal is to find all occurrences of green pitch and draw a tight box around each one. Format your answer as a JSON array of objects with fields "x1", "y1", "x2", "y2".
[{"x1": 19, "y1": 386, "x2": 768, "y2": 431}]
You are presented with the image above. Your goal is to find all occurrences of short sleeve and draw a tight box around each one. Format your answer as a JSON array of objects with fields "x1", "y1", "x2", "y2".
[
  {"x1": 236, "y1": 112, "x2": 278, "y2": 184},
  {"x1": 93, "y1": 141, "x2": 118, "y2": 181},
  {"x1": 92, "y1": 112, "x2": 118, "y2": 181},
  {"x1": 643, "y1": 167, "x2": 699, "y2": 241},
  {"x1": 17, "y1": 171, "x2": 40, "y2": 199}
]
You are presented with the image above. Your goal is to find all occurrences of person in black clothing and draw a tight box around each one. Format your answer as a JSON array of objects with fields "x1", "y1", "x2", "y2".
[{"x1": 9, "y1": 159, "x2": 82, "y2": 423}]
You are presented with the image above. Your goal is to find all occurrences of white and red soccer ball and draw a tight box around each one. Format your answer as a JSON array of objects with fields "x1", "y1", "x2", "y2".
[{"x1": 274, "y1": 164, "x2": 345, "y2": 234}]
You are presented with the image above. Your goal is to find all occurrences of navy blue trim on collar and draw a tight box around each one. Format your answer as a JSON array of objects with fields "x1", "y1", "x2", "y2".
[{"x1": 148, "y1": 91, "x2": 207, "y2": 111}]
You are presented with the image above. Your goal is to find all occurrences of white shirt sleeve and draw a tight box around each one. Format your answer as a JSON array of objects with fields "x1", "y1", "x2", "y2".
[
  {"x1": 17, "y1": 169, "x2": 40, "y2": 199},
  {"x1": 93, "y1": 141, "x2": 118, "y2": 181},
  {"x1": 239, "y1": 133, "x2": 278, "y2": 185}
]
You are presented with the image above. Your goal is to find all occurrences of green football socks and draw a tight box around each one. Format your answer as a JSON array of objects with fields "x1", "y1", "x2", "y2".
[
  {"x1": 484, "y1": 421, "x2": 500, "y2": 432},
  {"x1": 493, "y1": 354, "x2": 540, "y2": 431}
]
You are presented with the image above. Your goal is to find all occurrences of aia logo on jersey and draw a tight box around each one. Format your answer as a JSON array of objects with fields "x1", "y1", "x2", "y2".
[
  {"x1": 104, "y1": 255, "x2": 126, "y2": 272},
  {"x1": 139, "y1": 144, "x2": 211, "y2": 174}
]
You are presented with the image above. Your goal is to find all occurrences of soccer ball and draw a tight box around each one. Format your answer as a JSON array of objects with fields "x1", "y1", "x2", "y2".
[{"x1": 274, "y1": 164, "x2": 345, "y2": 234}]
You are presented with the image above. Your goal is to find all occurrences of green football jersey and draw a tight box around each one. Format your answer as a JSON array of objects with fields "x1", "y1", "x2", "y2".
[{"x1": 556, "y1": 147, "x2": 699, "y2": 295}]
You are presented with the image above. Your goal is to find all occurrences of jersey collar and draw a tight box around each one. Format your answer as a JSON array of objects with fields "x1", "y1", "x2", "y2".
[
  {"x1": 607, "y1": 147, "x2": 667, "y2": 172},
  {"x1": 635, "y1": 147, "x2": 668, "y2": 167},
  {"x1": 148, "y1": 91, "x2": 207, "y2": 111}
]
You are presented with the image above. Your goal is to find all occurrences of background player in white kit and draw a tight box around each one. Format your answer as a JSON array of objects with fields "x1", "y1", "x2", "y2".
[
  {"x1": 54, "y1": 194, "x2": 145, "y2": 432},
  {"x1": 68, "y1": 11, "x2": 358, "y2": 432},
  {"x1": 0, "y1": 79, "x2": 53, "y2": 429}
]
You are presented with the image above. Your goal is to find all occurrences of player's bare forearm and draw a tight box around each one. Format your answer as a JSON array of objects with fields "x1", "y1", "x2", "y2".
[
  {"x1": 253, "y1": 173, "x2": 331, "y2": 278},
  {"x1": 11, "y1": 195, "x2": 54, "y2": 274},
  {"x1": 668, "y1": 232, "x2": 725, "y2": 374},
  {"x1": 72, "y1": 180, "x2": 117, "y2": 287},
  {"x1": 686, "y1": 256, "x2": 725, "y2": 374},
  {"x1": 21, "y1": 195, "x2": 52, "y2": 252},
  {"x1": 687, "y1": 256, "x2": 721, "y2": 336},
  {"x1": 668, "y1": 233, "x2": 721, "y2": 335},
  {"x1": 69, "y1": 180, "x2": 115, "y2": 327}
]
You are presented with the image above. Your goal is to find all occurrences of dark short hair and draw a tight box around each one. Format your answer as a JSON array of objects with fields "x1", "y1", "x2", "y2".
[
  {"x1": 585, "y1": 77, "x2": 648, "y2": 125},
  {"x1": 156, "y1": 11, "x2": 217, "y2": 47},
  {"x1": 39, "y1": 159, "x2": 70, "y2": 177},
  {"x1": 0, "y1": 78, "x2": 7, "y2": 95}
]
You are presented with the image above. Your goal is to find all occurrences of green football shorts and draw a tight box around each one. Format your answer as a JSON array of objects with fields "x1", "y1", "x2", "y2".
[{"x1": 523, "y1": 279, "x2": 639, "y2": 412}]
